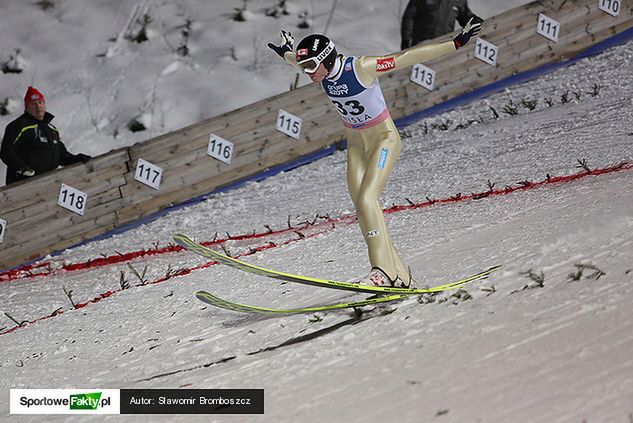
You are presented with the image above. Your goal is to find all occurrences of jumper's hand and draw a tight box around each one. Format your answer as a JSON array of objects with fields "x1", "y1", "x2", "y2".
[
  {"x1": 267, "y1": 30, "x2": 295, "y2": 58},
  {"x1": 16, "y1": 168, "x2": 35, "y2": 178},
  {"x1": 453, "y1": 16, "x2": 484, "y2": 49}
]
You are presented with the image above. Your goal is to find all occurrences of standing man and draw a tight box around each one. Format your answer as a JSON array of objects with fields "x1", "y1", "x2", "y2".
[
  {"x1": 1, "y1": 86, "x2": 91, "y2": 185},
  {"x1": 267, "y1": 18, "x2": 482, "y2": 287},
  {"x1": 401, "y1": 0, "x2": 482, "y2": 49}
]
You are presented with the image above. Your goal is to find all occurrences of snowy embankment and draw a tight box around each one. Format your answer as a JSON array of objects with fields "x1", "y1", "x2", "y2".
[{"x1": 1, "y1": 36, "x2": 633, "y2": 423}]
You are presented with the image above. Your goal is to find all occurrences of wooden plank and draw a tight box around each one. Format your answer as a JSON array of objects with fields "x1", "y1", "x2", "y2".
[
  {"x1": 2, "y1": 200, "x2": 122, "y2": 251},
  {"x1": 128, "y1": 89, "x2": 331, "y2": 164},
  {"x1": 115, "y1": 139, "x2": 338, "y2": 224},
  {"x1": 0, "y1": 179, "x2": 125, "y2": 235},
  {"x1": 122, "y1": 131, "x2": 335, "y2": 215},
  {"x1": 204, "y1": 98, "x2": 339, "y2": 150},
  {"x1": 0, "y1": 208, "x2": 118, "y2": 262},
  {"x1": 130, "y1": 83, "x2": 325, "y2": 157},
  {"x1": 0, "y1": 162, "x2": 128, "y2": 215},
  {"x1": 2, "y1": 217, "x2": 119, "y2": 267},
  {"x1": 0, "y1": 149, "x2": 128, "y2": 203},
  {"x1": 0, "y1": 187, "x2": 124, "y2": 251},
  {"x1": 387, "y1": 18, "x2": 630, "y2": 121},
  {"x1": 121, "y1": 112, "x2": 342, "y2": 203}
]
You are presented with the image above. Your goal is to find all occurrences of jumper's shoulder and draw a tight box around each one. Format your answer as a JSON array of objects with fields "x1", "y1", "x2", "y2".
[{"x1": 353, "y1": 56, "x2": 382, "y2": 82}]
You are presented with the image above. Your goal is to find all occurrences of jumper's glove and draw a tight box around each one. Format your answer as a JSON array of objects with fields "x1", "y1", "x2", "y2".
[
  {"x1": 16, "y1": 168, "x2": 35, "y2": 178},
  {"x1": 77, "y1": 153, "x2": 91, "y2": 163},
  {"x1": 453, "y1": 16, "x2": 484, "y2": 49},
  {"x1": 267, "y1": 30, "x2": 295, "y2": 58}
]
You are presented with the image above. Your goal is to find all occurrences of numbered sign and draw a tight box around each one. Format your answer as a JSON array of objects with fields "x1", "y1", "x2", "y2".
[
  {"x1": 134, "y1": 158, "x2": 163, "y2": 190},
  {"x1": 276, "y1": 109, "x2": 302, "y2": 140},
  {"x1": 599, "y1": 0, "x2": 620, "y2": 16},
  {"x1": 410, "y1": 64, "x2": 436, "y2": 91},
  {"x1": 537, "y1": 13, "x2": 560, "y2": 42},
  {"x1": 207, "y1": 134, "x2": 234, "y2": 165},
  {"x1": 58, "y1": 184, "x2": 87, "y2": 216},
  {"x1": 474, "y1": 38, "x2": 499, "y2": 67},
  {"x1": 0, "y1": 218, "x2": 6, "y2": 244}
]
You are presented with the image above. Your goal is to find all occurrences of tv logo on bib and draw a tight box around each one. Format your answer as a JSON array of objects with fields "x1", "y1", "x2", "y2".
[
  {"x1": 327, "y1": 83, "x2": 349, "y2": 96},
  {"x1": 376, "y1": 57, "x2": 395, "y2": 72}
]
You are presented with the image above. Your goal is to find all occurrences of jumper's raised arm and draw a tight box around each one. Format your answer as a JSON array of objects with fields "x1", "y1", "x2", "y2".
[{"x1": 357, "y1": 16, "x2": 483, "y2": 80}]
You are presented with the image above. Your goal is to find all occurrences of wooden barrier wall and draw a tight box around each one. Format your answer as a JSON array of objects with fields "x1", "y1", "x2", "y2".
[{"x1": 1, "y1": 0, "x2": 632, "y2": 269}]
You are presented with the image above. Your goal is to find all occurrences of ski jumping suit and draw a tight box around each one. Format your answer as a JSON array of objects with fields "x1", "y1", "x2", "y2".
[{"x1": 286, "y1": 41, "x2": 457, "y2": 282}]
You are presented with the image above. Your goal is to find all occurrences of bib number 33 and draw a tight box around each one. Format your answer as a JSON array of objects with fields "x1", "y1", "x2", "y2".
[{"x1": 331, "y1": 100, "x2": 365, "y2": 116}]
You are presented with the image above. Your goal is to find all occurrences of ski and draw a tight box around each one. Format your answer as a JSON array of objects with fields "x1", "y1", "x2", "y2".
[
  {"x1": 196, "y1": 290, "x2": 409, "y2": 315},
  {"x1": 175, "y1": 233, "x2": 501, "y2": 294}
]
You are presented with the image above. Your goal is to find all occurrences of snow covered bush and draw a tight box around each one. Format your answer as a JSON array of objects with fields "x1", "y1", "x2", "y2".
[
  {"x1": 36, "y1": 0, "x2": 55, "y2": 10},
  {"x1": 232, "y1": 0, "x2": 254, "y2": 22},
  {"x1": 266, "y1": 0, "x2": 290, "y2": 17},
  {"x1": 177, "y1": 18, "x2": 193, "y2": 57},
  {"x1": 0, "y1": 98, "x2": 19, "y2": 116},
  {"x1": 2, "y1": 49, "x2": 27, "y2": 74},
  {"x1": 129, "y1": 14, "x2": 153, "y2": 43},
  {"x1": 128, "y1": 112, "x2": 152, "y2": 132},
  {"x1": 297, "y1": 9, "x2": 312, "y2": 28}
]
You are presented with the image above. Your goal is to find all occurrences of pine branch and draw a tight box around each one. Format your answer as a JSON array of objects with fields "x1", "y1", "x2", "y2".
[
  {"x1": 3, "y1": 311, "x2": 28, "y2": 327},
  {"x1": 63, "y1": 286, "x2": 77, "y2": 309}
]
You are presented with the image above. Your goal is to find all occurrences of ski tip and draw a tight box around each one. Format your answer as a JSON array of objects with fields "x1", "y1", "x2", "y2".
[
  {"x1": 173, "y1": 233, "x2": 193, "y2": 246},
  {"x1": 195, "y1": 291, "x2": 216, "y2": 303}
]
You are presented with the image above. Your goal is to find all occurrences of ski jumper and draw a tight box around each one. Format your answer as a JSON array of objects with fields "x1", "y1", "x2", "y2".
[
  {"x1": 321, "y1": 56, "x2": 408, "y2": 281},
  {"x1": 283, "y1": 39, "x2": 457, "y2": 283}
]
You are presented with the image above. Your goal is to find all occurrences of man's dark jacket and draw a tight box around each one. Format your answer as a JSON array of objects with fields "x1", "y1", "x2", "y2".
[
  {"x1": 401, "y1": 0, "x2": 476, "y2": 49},
  {"x1": 1, "y1": 111, "x2": 83, "y2": 185}
]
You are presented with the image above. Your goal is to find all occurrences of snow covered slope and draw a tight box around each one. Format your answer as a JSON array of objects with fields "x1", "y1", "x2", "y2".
[{"x1": 1, "y1": 20, "x2": 633, "y2": 422}]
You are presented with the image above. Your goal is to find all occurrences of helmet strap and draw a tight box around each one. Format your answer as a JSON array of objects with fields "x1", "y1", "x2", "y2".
[{"x1": 326, "y1": 55, "x2": 344, "y2": 80}]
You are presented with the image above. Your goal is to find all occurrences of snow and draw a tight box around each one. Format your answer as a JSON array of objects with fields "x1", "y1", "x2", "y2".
[{"x1": 2, "y1": 1, "x2": 633, "y2": 422}]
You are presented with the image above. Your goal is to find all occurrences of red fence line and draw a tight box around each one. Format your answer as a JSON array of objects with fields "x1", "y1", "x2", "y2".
[
  {"x1": 384, "y1": 162, "x2": 633, "y2": 214},
  {"x1": 0, "y1": 216, "x2": 355, "y2": 283},
  {"x1": 0, "y1": 229, "x2": 327, "y2": 336},
  {"x1": 2, "y1": 162, "x2": 630, "y2": 285}
]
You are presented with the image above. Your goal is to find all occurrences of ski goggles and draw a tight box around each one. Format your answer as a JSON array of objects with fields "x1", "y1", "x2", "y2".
[{"x1": 296, "y1": 41, "x2": 335, "y2": 74}]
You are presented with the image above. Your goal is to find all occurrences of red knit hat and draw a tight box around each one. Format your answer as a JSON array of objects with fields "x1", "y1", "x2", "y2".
[{"x1": 24, "y1": 86, "x2": 45, "y2": 107}]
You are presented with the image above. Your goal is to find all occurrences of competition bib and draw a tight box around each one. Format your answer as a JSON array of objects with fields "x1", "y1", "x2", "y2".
[{"x1": 322, "y1": 57, "x2": 390, "y2": 130}]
